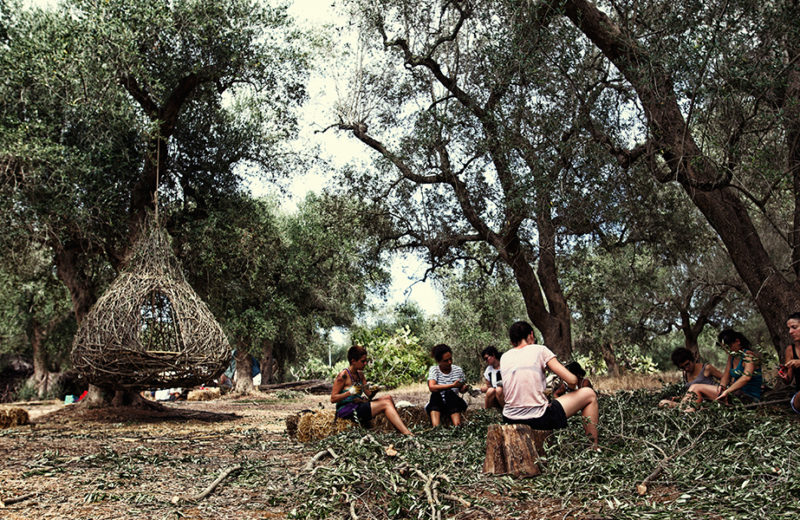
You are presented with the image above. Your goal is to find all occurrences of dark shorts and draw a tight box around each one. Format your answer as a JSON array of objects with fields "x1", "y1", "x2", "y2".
[
  {"x1": 791, "y1": 391, "x2": 800, "y2": 414},
  {"x1": 503, "y1": 400, "x2": 568, "y2": 430},
  {"x1": 336, "y1": 401, "x2": 373, "y2": 427},
  {"x1": 425, "y1": 389, "x2": 467, "y2": 416}
]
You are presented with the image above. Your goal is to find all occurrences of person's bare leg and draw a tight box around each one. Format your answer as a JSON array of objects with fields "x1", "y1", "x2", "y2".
[
  {"x1": 451, "y1": 412, "x2": 462, "y2": 426},
  {"x1": 430, "y1": 410, "x2": 441, "y2": 427},
  {"x1": 496, "y1": 387, "x2": 504, "y2": 407},
  {"x1": 555, "y1": 387, "x2": 599, "y2": 448},
  {"x1": 681, "y1": 384, "x2": 720, "y2": 411},
  {"x1": 485, "y1": 388, "x2": 497, "y2": 409},
  {"x1": 370, "y1": 398, "x2": 411, "y2": 435}
]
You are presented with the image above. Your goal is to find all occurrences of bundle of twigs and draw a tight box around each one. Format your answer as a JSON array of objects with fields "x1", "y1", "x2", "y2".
[{"x1": 71, "y1": 213, "x2": 230, "y2": 390}]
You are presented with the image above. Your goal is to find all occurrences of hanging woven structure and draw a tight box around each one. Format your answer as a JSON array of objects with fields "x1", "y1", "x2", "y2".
[{"x1": 71, "y1": 213, "x2": 231, "y2": 390}]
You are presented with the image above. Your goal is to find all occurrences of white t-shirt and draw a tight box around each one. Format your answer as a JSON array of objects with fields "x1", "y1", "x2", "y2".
[
  {"x1": 483, "y1": 365, "x2": 502, "y2": 387},
  {"x1": 500, "y1": 343, "x2": 556, "y2": 420},
  {"x1": 427, "y1": 364, "x2": 465, "y2": 387}
]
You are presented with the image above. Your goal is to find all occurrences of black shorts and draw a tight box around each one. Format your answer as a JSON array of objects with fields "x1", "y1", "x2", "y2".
[
  {"x1": 336, "y1": 401, "x2": 373, "y2": 427},
  {"x1": 503, "y1": 400, "x2": 568, "y2": 430},
  {"x1": 425, "y1": 389, "x2": 467, "y2": 416},
  {"x1": 354, "y1": 402, "x2": 372, "y2": 426}
]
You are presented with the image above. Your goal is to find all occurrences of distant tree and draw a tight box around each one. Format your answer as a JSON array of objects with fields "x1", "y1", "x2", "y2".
[
  {"x1": 0, "y1": 243, "x2": 73, "y2": 398},
  {"x1": 0, "y1": 0, "x2": 309, "y2": 401},
  {"x1": 175, "y1": 192, "x2": 391, "y2": 392}
]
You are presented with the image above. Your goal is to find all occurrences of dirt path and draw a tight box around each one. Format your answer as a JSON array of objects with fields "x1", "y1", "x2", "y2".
[{"x1": 0, "y1": 386, "x2": 446, "y2": 520}]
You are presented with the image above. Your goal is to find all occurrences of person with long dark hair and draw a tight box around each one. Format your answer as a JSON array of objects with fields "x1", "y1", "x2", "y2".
[
  {"x1": 680, "y1": 330, "x2": 762, "y2": 408},
  {"x1": 779, "y1": 313, "x2": 800, "y2": 414},
  {"x1": 331, "y1": 345, "x2": 412, "y2": 435}
]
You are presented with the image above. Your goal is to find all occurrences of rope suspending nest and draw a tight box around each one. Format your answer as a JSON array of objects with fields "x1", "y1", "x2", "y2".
[{"x1": 71, "y1": 212, "x2": 231, "y2": 390}]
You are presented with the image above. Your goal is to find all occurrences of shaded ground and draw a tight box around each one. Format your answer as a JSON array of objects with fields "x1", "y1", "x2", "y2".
[
  {"x1": 0, "y1": 386, "x2": 440, "y2": 520},
  {"x1": 7, "y1": 372, "x2": 792, "y2": 520}
]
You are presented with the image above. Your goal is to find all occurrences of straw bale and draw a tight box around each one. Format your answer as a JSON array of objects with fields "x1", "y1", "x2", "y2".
[
  {"x1": 0, "y1": 406, "x2": 29, "y2": 428},
  {"x1": 71, "y1": 213, "x2": 230, "y2": 390},
  {"x1": 187, "y1": 388, "x2": 221, "y2": 401},
  {"x1": 295, "y1": 410, "x2": 355, "y2": 442}
]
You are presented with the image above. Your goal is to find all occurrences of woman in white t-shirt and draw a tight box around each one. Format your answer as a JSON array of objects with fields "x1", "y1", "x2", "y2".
[
  {"x1": 426, "y1": 343, "x2": 468, "y2": 427},
  {"x1": 501, "y1": 321, "x2": 599, "y2": 449},
  {"x1": 480, "y1": 345, "x2": 504, "y2": 410}
]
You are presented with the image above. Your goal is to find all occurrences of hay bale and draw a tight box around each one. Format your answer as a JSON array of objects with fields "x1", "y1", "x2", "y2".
[
  {"x1": 0, "y1": 407, "x2": 29, "y2": 428},
  {"x1": 295, "y1": 410, "x2": 355, "y2": 442},
  {"x1": 186, "y1": 387, "x2": 221, "y2": 401}
]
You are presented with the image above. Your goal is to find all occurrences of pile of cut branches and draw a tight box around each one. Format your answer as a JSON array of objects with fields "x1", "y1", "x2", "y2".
[{"x1": 288, "y1": 385, "x2": 800, "y2": 519}]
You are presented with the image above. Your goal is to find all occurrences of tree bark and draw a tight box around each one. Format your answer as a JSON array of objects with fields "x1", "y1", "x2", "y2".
[
  {"x1": 483, "y1": 424, "x2": 551, "y2": 477},
  {"x1": 553, "y1": 0, "x2": 800, "y2": 356},
  {"x1": 233, "y1": 347, "x2": 255, "y2": 394},
  {"x1": 261, "y1": 340, "x2": 275, "y2": 385},
  {"x1": 28, "y1": 321, "x2": 54, "y2": 399},
  {"x1": 599, "y1": 342, "x2": 620, "y2": 377}
]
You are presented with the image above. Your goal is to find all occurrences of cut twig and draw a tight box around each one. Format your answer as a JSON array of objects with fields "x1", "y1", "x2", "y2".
[
  {"x1": 740, "y1": 398, "x2": 789, "y2": 409},
  {"x1": 0, "y1": 492, "x2": 37, "y2": 507},
  {"x1": 636, "y1": 427, "x2": 710, "y2": 495},
  {"x1": 183, "y1": 464, "x2": 241, "y2": 503},
  {"x1": 304, "y1": 449, "x2": 333, "y2": 471}
]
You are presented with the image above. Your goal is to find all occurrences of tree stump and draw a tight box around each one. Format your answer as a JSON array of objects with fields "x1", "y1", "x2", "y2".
[{"x1": 483, "y1": 424, "x2": 551, "y2": 477}]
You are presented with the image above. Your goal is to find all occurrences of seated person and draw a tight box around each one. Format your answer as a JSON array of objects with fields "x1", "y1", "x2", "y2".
[
  {"x1": 659, "y1": 348, "x2": 722, "y2": 408},
  {"x1": 779, "y1": 313, "x2": 800, "y2": 415},
  {"x1": 330, "y1": 345, "x2": 411, "y2": 435},
  {"x1": 480, "y1": 345, "x2": 504, "y2": 410},
  {"x1": 426, "y1": 344, "x2": 468, "y2": 427},
  {"x1": 678, "y1": 330, "x2": 762, "y2": 410},
  {"x1": 553, "y1": 361, "x2": 593, "y2": 398},
  {"x1": 502, "y1": 321, "x2": 599, "y2": 450}
]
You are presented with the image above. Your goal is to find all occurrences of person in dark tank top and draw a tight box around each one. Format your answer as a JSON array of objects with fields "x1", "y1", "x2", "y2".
[{"x1": 779, "y1": 313, "x2": 800, "y2": 414}]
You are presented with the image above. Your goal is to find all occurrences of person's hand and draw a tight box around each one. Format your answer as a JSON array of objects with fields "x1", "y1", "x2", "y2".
[{"x1": 786, "y1": 359, "x2": 800, "y2": 368}]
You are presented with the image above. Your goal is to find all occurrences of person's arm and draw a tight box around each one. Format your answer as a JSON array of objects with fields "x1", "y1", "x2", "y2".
[
  {"x1": 331, "y1": 371, "x2": 348, "y2": 404},
  {"x1": 358, "y1": 369, "x2": 374, "y2": 398},
  {"x1": 546, "y1": 358, "x2": 578, "y2": 388},
  {"x1": 781, "y1": 345, "x2": 796, "y2": 382},
  {"x1": 480, "y1": 374, "x2": 490, "y2": 393},
  {"x1": 718, "y1": 353, "x2": 757, "y2": 400}
]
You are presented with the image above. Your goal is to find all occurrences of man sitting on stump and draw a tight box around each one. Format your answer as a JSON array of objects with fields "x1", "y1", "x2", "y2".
[{"x1": 501, "y1": 321, "x2": 600, "y2": 450}]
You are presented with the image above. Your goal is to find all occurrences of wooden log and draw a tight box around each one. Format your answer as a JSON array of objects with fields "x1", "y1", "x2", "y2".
[
  {"x1": 483, "y1": 424, "x2": 551, "y2": 477},
  {"x1": 259, "y1": 379, "x2": 332, "y2": 394}
]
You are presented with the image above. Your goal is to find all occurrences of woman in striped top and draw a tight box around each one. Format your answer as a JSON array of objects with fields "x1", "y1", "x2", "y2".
[{"x1": 425, "y1": 343, "x2": 468, "y2": 427}]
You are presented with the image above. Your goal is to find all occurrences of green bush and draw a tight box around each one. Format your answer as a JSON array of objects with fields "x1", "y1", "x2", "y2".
[{"x1": 358, "y1": 326, "x2": 429, "y2": 387}]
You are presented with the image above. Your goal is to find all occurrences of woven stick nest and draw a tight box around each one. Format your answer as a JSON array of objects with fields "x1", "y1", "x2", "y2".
[{"x1": 71, "y1": 214, "x2": 231, "y2": 390}]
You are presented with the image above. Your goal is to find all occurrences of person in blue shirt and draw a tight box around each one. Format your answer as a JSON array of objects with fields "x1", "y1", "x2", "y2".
[{"x1": 682, "y1": 330, "x2": 762, "y2": 409}]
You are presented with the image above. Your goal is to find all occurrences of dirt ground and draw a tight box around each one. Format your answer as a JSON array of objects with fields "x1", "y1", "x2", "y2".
[
  {"x1": 0, "y1": 386, "x2": 438, "y2": 520},
  {"x1": 0, "y1": 374, "x2": 683, "y2": 520}
]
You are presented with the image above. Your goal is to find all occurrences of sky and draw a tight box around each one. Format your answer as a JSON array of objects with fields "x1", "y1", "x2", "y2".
[{"x1": 24, "y1": 0, "x2": 446, "y2": 319}]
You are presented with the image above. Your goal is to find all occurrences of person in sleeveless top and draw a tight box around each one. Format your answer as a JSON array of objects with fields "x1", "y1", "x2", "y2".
[
  {"x1": 779, "y1": 313, "x2": 800, "y2": 414},
  {"x1": 680, "y1": 330, "x2": 762, "y2": 411},
  {"x1": 331, "y1": 345, "x2": 411, "y2": 435},
  {"x1": 659, "y1": 348, "x2": 722, "y2": 408}
]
